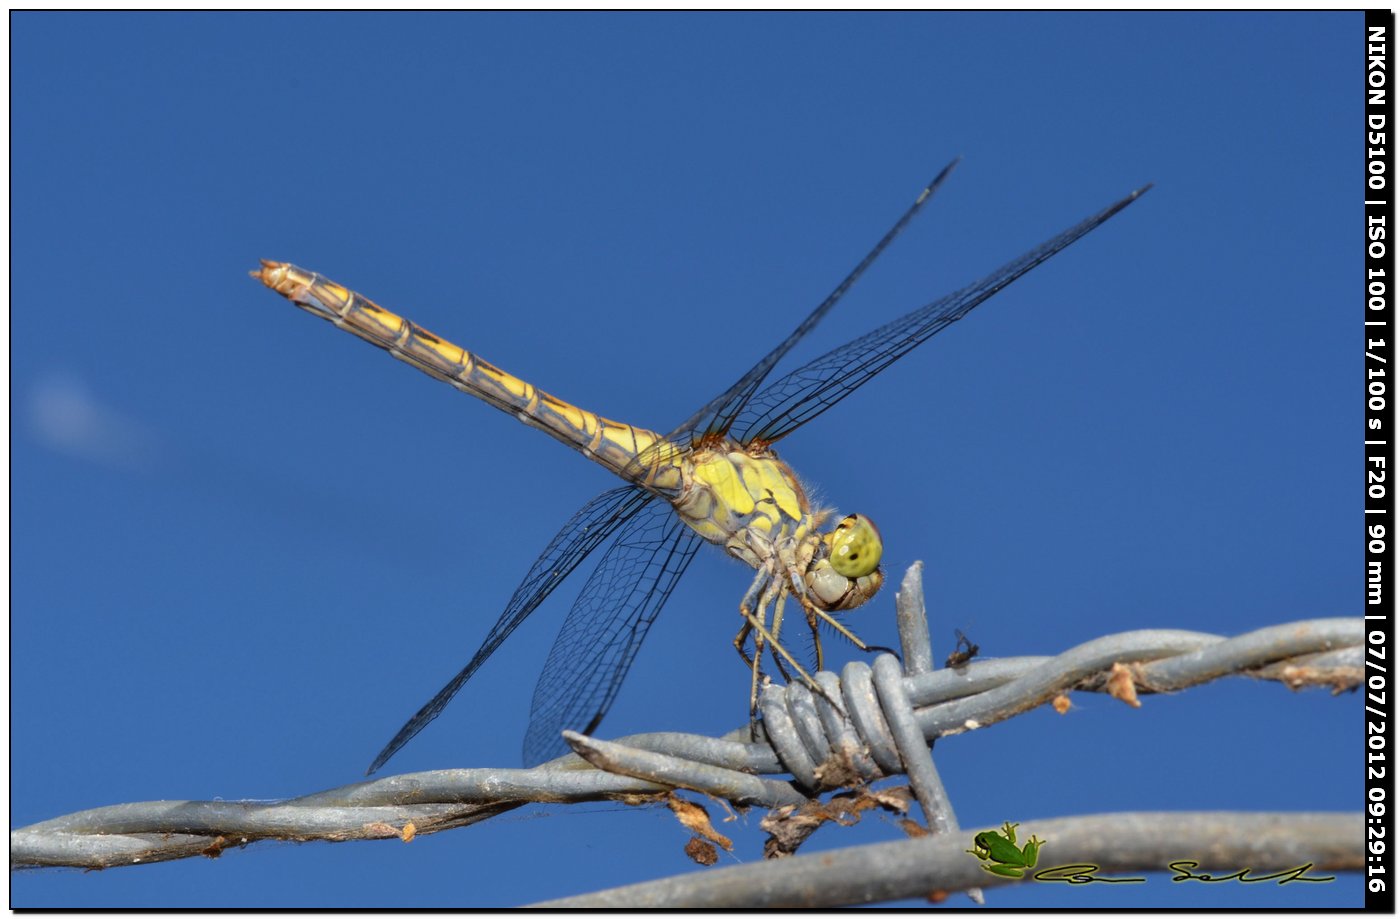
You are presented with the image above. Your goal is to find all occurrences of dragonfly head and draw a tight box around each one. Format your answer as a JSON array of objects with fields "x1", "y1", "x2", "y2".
[{"x1": 806, "y1": 513, "x2": 884, "y2": 611}]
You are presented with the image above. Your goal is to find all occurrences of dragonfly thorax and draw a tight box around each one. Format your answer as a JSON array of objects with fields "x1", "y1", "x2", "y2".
[
  {"x1": 672, "y1": 444, "x2": 809, "y2": 547},
  {"x1": 672, "y1": 444, "x2": 884, "y2": 613}
]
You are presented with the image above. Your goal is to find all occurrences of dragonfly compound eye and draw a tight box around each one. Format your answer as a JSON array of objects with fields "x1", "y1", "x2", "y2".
[{"x1": 828, "y1": 513, "x2": 882, "y2": 579}]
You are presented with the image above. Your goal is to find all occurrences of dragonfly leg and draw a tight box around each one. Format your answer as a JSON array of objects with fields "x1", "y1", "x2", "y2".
[
  {"x1": 733, "y1": 618, "x2": 756, "y2": 669},
  {"x1": 736, "y1": 570, "x2": 779, "y2": 739},
  {"x1": 765, "y1": 588, "x2": 795, "y2": 685},
  {"x1": 737, "y1": 571, "x2": 850, "y2": 741},
  {"x1": 734, "y1": 569, "x2": 771, "y2": 671},
  {"x1": 772, "y1": 593, "x2": 851, "y2": 718},
  {"x1": 743, "y1": 608, "x2": 816, "y2": 692},
  {"x1": 745, "y1": 623, "x2": 764, "y2": 742},
  {"x1": 754, "y1": 591, "x2": 853, "y2": 697},
  {"x1": 746, "y1": 607, "x2": 851, "y2": 725},
  {"x1": 801, "y1": 597, "x2": 896, "y2": 658},
  {"x1": 733, "y1": 616, "x2": 764, "y2": 740},
  {"x1": 799, "y1": 601, "x2": 825, "y2": 674},
  {"x1": 767, "y1": 590, "x2": 848, "y2": 715}
]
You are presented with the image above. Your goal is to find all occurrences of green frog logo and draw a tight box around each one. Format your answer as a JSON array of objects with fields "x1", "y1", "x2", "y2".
[{"x1": 966, "y1": 822, "x2": 1044, "y2": 878}]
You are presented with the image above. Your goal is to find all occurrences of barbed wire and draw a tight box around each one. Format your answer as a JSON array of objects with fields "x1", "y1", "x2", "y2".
[
  {"x1": 531, "y1": 811, "x2": 1363, "y2": 908},
  {"x1": 12, "y1": 562, "x2": 1362, "y2": 904}
]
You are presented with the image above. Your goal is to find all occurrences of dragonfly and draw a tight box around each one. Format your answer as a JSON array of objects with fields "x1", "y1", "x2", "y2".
[{"x1": 254, "y1": 162, "x2": 1149, "y2": 774}]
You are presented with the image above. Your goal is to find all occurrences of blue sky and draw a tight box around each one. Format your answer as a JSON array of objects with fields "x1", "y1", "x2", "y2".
[{"x1": 12, "y1": 11, "x2": 1358, "y2": 908}]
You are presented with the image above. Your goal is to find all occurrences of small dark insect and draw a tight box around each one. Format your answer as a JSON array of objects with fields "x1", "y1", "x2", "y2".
[{"x1": 945, "y1": 629, "x2": 979, "y2": 668}]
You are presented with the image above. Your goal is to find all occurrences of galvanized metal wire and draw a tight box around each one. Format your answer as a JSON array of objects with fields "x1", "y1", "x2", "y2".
[
  {"x1": 11, "y1": 562, "x2": 1362, "y2": 898},
  {"x1": 532, "y1": 811, "x2": 1363, "y2": 908}
]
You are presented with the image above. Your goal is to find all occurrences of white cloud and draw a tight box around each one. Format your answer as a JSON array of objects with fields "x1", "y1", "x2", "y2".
[{"x1": 28, "y1": 373, "x2": 159, "y2": 469}]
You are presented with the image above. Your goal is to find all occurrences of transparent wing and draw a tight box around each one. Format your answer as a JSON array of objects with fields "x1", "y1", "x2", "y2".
[
  {"x1": 734, "y1": 184, "x2": 1152, "y2": 444},
  {"x1": 366, "y1": 485, "x2": 651, "y2": 775},
  {"x1": 661, "y1": 159, "x2": 961, "y2": 449},
  {"x1": 522, "y1": 498, "x2": 703, "y2": 766}
]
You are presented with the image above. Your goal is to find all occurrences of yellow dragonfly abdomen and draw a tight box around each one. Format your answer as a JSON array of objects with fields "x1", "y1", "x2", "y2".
[{"x1": 253, "y1": 260, "x2": 686, "y2": 495}]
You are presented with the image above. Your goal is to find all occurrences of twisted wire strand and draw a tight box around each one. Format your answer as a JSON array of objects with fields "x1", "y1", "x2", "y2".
[{"x1": 12, "y1": 564, "x2": 1362, "y2": 874}]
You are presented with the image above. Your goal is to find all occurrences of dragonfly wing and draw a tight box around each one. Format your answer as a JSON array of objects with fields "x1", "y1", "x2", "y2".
[
  {"x1": 661, "y1": 159, "x2": 961, "y2": 449},
  {"x1": 734, "y1": 185, "x2": 1152, "y2": 444},
  {"x1": 366, "y1": 485, "x2": 652, "y2": 775},
  {"x1": 522, "y1": 497, "x2": 703, "y2": 766}
]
